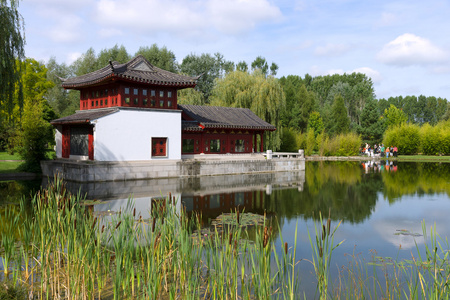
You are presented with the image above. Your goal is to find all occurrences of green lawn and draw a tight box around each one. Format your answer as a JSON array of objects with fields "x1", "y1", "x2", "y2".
[
  {"x1": 0, "y1": 161, "x2": 22, "y2": 173},
  {"x1": 0, "y1": 151, "x2": 21, "y2": 160},
  {"x1": 0, "y1": 151, "x2": 22, "y2": 173},
  {"x1": 394, "y1": 155, "x2": 450, "y2": 162}
]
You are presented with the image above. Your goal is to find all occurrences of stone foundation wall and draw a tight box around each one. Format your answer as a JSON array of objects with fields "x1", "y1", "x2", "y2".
[{"x1": 41, "y1": 158, "x2": 305, "y2": 182}]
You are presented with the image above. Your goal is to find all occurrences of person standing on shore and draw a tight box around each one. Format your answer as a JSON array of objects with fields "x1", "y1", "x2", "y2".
[
  {"x1": 393, "y1": 146, "x2": 398, "y2": 157},
  {"x1": 386, "y1": 146, "x2": 390, "y2": 158},
  {"x1": 380, "y1": 145, "x2": 385, "y2": 156}
]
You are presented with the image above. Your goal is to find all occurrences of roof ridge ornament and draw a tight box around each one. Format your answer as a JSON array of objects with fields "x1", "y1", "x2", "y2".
[{"x1": 109, "y1": 60, "x2": 114, "y2": 72}]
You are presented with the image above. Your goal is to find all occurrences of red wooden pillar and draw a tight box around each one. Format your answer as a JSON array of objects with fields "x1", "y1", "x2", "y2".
[
  {"x1": 226, "y1": 130, "x2": 230, "y2": 153},
  {"x1": 200, "y1": 132, "x2": 204, "y2": 154},
  {"x1": 88, "y1": 125, "x2": 94, "y2": 160},
  {"x1": 260, "y1": 131, "x2": 264, "y2": 152}
]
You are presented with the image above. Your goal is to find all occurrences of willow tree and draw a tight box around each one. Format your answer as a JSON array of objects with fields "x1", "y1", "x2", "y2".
[
  {"x1": 0, "y1": 0, "x2": 25, "y2": 125},
  {"x1": 210, "y1": 70, "x2": 286, "y2": 150}
]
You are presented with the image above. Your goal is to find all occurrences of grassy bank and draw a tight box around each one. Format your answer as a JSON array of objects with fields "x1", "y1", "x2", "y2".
[
  {"x1": 394, "y1": 154, "x2": 450, "y2": 162},
  {"x1": 0, "y1": 150, "x2": 54, "y2": 174},
  {"x1": 0, "y1": 151, "x2": 23, "y2": 174}
]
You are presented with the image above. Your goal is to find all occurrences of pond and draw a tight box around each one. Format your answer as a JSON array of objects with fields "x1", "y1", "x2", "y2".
[{"x1": 1, "y1": 160, "x2": 449, "y2": 298}]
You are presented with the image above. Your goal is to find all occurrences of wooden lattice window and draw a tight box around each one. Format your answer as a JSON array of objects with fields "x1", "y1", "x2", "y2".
[{"x1": 152, "y1": 137, "x2": 167, "y2": 157}]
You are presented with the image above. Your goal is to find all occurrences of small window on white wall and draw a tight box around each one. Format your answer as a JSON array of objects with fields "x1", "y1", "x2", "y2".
[{"x1": 152, "y1": 137, "x2": 167, "y2": 157}]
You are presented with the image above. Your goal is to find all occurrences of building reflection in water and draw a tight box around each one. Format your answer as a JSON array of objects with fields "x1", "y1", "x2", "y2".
[{"x1": 52, "y1": 171, "x2": 305, "y2": 227}]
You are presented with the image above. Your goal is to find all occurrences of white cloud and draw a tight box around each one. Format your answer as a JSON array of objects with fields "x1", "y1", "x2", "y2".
[
  {"x1": 98, "y1": 28, "x2": 123, "y2": 38},
  {"x1": 314, "y1": 43, "x2": 350, "y2": 57},
  {"x1": 207, "y1": 0, "x2": 282, "y2": 34},
  {"x1": 67, "y1": 52, "x2": 82, "y2": 65},
  {"x1": 377, "y1": 33, "x2": 448, "y2": 67},
  {"x1": 47, "y1": 15, "x2": 84, "y2": 43},
  {"x1": 431, "y1": 65, "x2": 450, "y2": 74},
  {"x1": 94, "y1": 0, "x2": 282, "y2": 37},
  {"x1": 28, "y1": 0, "x2": 93, "y2": 10},
  {"x1": 352, "y1": 67, "x2": 382, "y2": 83}
]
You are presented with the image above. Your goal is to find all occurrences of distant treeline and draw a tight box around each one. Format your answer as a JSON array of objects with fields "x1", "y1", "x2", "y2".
[{"x1": 1, "y1": 44, "x2": 448, "y2": 156}]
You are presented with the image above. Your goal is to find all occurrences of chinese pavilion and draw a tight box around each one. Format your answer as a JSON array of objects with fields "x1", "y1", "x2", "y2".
[{"x1": 51, "y1": 55, "x2": 275, "y2": 161}]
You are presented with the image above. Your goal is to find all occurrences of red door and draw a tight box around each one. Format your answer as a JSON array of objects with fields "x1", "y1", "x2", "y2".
[{"x1": 62, "y1": 126, "x2": 70, "y2": 158}]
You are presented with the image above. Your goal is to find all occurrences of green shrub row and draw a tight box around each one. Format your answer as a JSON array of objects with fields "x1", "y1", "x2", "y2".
[
  {"x1": 318, "y1": 132, "x2": 361, "y2": 156},
  {"x1": 383, "y1": 121, "x2": 450, "y2": 155},
  {"x1": 280, "y1": 128, "x2": 361, "y2": 156}
]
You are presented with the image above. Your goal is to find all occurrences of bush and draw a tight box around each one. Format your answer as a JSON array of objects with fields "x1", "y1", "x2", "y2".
[
  {"x1": 436, "y1": 121, "x2": 450, "y2": 155},
  {"x1": 333, "y1": 132, "x2": 361, "y2": 156},
  {"x1": 305, "y1": 128, "x2": 315, "y2": 156},
  {"x1": 420, "y1": 123, "x2": 441, "y2": 155},
  {"x1": 297, "y1": 131, "x2": 306, "y2": 150},
  {"x1": 14, "y1": 101, "x2": 52, "y2": 172},
  {"x1": 383, "y1": 123, "x2": 420, "y2": 155},
  {"x1": 280, "y1": 127, "x2": 300, "y2": 152},
  {"x1": 316, "y1": 131, "x2": 329, "y2": 156},
  {"x1": 319, "y1": 132, "x2": 361, "y2": 156}
]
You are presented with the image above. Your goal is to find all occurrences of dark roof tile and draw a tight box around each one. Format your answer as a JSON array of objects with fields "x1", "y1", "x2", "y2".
[
  {"x1": 61, "y1": 55, "x2": 198, "y2": 89},
  {"x1": 179, "y1": 104, "x2": 275, "y2": 131},
  {"x1": 51, "y1": 108, "x2": 119, "y2": 125}
]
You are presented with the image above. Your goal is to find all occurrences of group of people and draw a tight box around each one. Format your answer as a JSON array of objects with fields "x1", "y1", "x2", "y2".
[{"x1": 362, "y1": 143, "x2": 398, "y2": 158}]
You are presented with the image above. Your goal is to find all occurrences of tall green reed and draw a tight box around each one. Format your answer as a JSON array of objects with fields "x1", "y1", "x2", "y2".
[{"x1": 307, "y1": 211, "x2": 344, "y2": 300}]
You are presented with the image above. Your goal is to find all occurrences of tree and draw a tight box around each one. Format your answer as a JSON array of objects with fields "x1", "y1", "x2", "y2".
[
  {"x1": 0, "y1": 0, "x2": 25, "y2": 125},
  {"x1": 279, "y1": 76, "x2": 315, "y2": 131},
  {"x1": 15, "y1": 100, "x2": 51, "y2": 172},
  {"x1": 236, "y1": 61, "x2": 248, "y2": 72},
  {"x1": 307, "y1": 111, "x2": 324, "y2": 137},
  {"x1": 305, "y1": 127, "x2": 315, "y2": 155},
  {"x1": 329, "y1": 94, "x2": 350, "y2": 135},
  {"x1": 177, "y1": 88, "x2": 204, "y2": 105},
  {"x1": 210, "y1": 70, "x2": 286, "y2": 150},
  {"x1": 46, "y1": 57, "x2": 79, "y2": 116},
  {"x1": 383, "y1": 104, "x2": 407, "y2": 128},
  {"x1": 309, "y1": 73, "x2": 374, "y2": 127},
  {"x1": 357, "y1": 99, "x2": 385, "y2": 144},
  {"x1": 251, "y1": 56, "x2": 268, "y2": 75},
  {"x1": 96, "y1": 44, "x2": 130, "y2": 69},
  {"x1": 72, "y1": 48, "x2": 97, "y2": 76},
  {"x1": 14, "y1": 59, "x2": 54, "y2": 171},
  {"x1": 270, "y1": 62, "x2": 279, "y2": 76},
  {"x1": 179, "y1": 52, "x2": 234, "y2": 103},
  {"x1": 135, "y1": 44, "x2": 177, "y2": 72},
  {"x1": 251, "y1": 56, "x2": 278, "y2": 76}
]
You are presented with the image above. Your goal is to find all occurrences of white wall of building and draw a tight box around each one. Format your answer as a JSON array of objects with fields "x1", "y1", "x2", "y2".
[
  {"x1": 54, "y1": 125, "x2": 62, "y2": 158},
  {"x1": 93, "y1": 108, "x2": 182, "y2": 161}
]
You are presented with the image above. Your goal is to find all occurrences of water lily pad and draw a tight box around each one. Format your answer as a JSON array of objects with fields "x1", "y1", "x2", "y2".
[
  {"x1": 210, "y1": 212, "x2": 266, "y2": 229},
  {"x1": 394, "y1": 229, "x2": 422, "y2": 237}
]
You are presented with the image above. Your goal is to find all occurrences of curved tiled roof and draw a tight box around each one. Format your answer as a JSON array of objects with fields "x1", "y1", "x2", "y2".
[
  {"x1": 51, "y1": 108, "x2": 119, "y2": 125},
  {"x1": 179, "y1": 104, "x2": 276, "y2": 131},
  {"x1": 61, "y1": 55, "x2": 199, "y2": 89}
]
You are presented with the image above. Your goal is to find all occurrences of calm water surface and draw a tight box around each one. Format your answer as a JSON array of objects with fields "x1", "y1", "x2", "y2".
[{"x1": 1, "y1": 160, "x2": 449, "y2": 297}]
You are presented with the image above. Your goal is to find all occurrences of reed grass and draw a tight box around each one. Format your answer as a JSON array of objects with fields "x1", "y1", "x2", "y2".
[{"x1": 0, "y1": 175, "x2": 449, "y2": 299}]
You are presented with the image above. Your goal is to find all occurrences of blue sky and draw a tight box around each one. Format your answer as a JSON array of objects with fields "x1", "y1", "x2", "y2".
[{"x1": 21, "y1": 0, "x2": 450, "y2": 100}]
